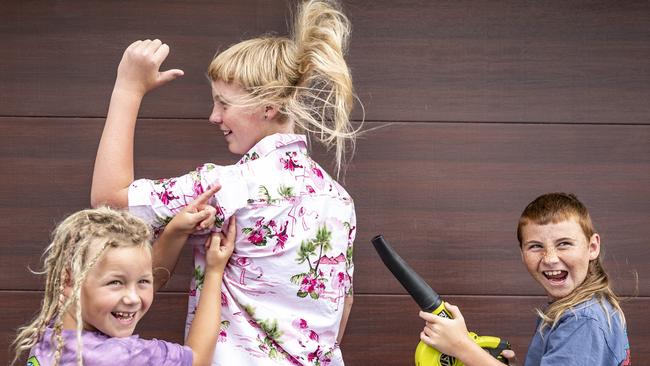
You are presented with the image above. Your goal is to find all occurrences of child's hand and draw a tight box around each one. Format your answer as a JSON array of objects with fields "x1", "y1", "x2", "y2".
[
  {"x1": 204, "y1": 217, "x2": 236, "y2": 272},
  {"x1": 419, "y1": 303, "x2": 473, "y2": 358},
  {"x1": 166, "y1": 185, "x2": 221, "y2": 235},
  {"x1": 501, "y1": 349, "x2": 517, "y2": 366},
  {"x1": 114, "y1": 39, "x2": 184, "y2": 97}
]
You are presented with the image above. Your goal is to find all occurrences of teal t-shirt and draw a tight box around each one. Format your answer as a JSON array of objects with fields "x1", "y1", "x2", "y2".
[{"x1": 524, "y1": 298, "x2": 631, "y2": 366}]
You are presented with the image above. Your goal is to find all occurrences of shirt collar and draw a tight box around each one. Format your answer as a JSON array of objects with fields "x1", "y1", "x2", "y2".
[{"x1": 238, "y1": 133, "x2": 307, "y2": 164}]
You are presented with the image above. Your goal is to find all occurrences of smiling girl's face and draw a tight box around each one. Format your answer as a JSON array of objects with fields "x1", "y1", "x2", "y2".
[
  {"x1": 65, "y1": 242, "x2": 154, "y2": 338},
  {"x1": 209, "y1": 80, "x2": 288, "y2": 155},
  {"x1": 520, "y1": 217, "x2": 600, "y2": 300}
]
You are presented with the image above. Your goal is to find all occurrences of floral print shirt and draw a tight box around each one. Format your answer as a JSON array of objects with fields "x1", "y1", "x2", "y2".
[{"x1": 129, "y1": 134, "x2": 355, "y2": 366}]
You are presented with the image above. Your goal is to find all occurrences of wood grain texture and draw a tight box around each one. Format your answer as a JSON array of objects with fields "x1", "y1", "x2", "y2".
[
  {"x1": 1, "y1": 117, "x2": 648, "y2": 297},
  {"x1": 1, "y1": 0, "x2": 648, "y2": 122},
  {"x1": 1, "y1": 0, "x2": 648, "y2": 364},
  {"x1": 2, "y1": 292, "x2": 648, "y2": 364}
]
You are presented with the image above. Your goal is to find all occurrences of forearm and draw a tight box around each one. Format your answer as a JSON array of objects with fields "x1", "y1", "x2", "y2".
[
  {"x1": 186, "y1": 271, "x2": 223, "y2": 366},
  {"x1": 90, "y1": 87, "x2": 143, "y2": 207},
  {"x1": 336, "y1": 295, "x2": 353, "y2": 344},
  {"x1": 152, "y1": 228, "x2": 189, "y2": 291}
]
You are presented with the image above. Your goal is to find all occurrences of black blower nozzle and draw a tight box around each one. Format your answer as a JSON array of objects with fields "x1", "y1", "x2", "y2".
[{"x1": 371, "y1": 235, "x2": 442, "y2": 312}]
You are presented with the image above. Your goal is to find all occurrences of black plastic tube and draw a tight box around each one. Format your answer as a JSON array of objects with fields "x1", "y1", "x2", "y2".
[{"x1": 371, "y1": 235, "x2": 442, "y2": 312}]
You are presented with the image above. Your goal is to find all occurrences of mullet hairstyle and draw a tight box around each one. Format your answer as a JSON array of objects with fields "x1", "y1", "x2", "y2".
[
  {"x1": 207, "y1": 0, "x2": 362, "y2": 178},
  {"x1": 11, "y1": 207, "x2": 152, "y2": 366},
  {"x1": 517, "y1": 192, "x2": 625, "y2": 332}
]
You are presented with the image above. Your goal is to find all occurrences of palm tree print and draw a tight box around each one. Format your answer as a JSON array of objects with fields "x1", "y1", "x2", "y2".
[
  {"x1": 249, "y1": 184, "x2": 296, "y2": 205},
  {"x1": 244, "y1": 304, "x2": 285, "y2": 360},
  {"x1": 240, "y1": 151, "x2": 260, "y2": 163},
  {"x1": 291, "y1": 225, "x2": 332, "y2": 299},
  {"x1": 191, "y1": 265, "x2": 204, "y2": 295}
]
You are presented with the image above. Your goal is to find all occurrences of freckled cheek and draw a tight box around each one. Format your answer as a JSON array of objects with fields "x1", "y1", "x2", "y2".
[{"x1": 522, "y1": 254, "x2": 543, "y2": 272}]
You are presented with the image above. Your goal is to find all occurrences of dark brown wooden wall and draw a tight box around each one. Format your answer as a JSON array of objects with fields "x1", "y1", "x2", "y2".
[{"x1": 1, "y1": 0, "x2": 648, "y2": 364}]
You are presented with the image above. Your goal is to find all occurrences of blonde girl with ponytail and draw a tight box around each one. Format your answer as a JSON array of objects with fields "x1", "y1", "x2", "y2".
[
  {"x1": 92, "y1": 1, "x2": 359, "y2": 365},
  {"x1": 12, "y1": 187, "x2": 236, "y2": 366}
]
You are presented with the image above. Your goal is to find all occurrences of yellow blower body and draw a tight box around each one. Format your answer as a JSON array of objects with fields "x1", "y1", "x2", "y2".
[{"x1": 371, "y1": 235, "x2": 510, "y2": 366}]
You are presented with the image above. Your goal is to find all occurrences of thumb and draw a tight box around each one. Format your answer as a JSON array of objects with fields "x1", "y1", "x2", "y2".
[
  {"x1": 193, "y1": 207, "x2": 211, "y2": 220},
  {"x1": 205, "y1": 232, "x2": 221, "y2": 251},
  {"x1": 445, "y1": 302, "x2": 463, "y2": 320},
  {"x1": 501, "y1": 349, "x2": 517, "y2": 366},
  {"x1": 158, "y1": 69, "x2": 184, "y2": 84}
]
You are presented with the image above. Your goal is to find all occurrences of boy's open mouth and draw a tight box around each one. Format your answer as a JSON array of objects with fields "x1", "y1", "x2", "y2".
[{"x1": 543, "y1": 270, "x2": 568, "y2": 282}]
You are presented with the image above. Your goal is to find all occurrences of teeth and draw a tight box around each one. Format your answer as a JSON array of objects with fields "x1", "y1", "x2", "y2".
[
  {"x1": 544, "y1": 270, "x2": 563, "y2": 276},
  {"x1": 222, "y1": 130, "x2": 231, "y2": 135},
  {"x1": 113, "y1": 312, "x2": 135, "y2": 319}
]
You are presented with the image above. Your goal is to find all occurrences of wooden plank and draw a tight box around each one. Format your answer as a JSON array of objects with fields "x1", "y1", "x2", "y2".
[
  {"x1": 1, "y1": 117, "x2": 648, "y2": 297},
  {"x1": 2, "y1": 292, "x2": 648, "y2": 364},
  {"x1": 1, "y1": 0, "x2": 648, "y2": 123}
]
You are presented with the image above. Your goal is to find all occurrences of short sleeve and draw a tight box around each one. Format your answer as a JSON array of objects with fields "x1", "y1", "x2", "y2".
[
  {"x1": 540, "y1": 317, "x2": 614, "y2": 366},
  {"x1": 51, "y1": 335, "x2": 194, "y2": 366},
  {"x1": 129, "y1": 163, "x2": 249, "y2": 230}
]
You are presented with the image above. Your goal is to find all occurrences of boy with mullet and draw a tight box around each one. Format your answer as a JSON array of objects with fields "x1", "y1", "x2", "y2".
[{"x1": 419, "y1": 193, "x2": 631, "y2": 365}]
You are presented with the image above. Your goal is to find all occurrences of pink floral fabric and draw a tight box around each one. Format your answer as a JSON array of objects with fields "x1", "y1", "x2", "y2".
[{"x1": 129, "y1": 134, "x2": 355, "y2": 365}]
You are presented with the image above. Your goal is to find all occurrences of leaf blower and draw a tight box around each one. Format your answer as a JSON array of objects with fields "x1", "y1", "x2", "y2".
[{"x1": 371, "y1": 235, "x2": 510, "y2": 366}]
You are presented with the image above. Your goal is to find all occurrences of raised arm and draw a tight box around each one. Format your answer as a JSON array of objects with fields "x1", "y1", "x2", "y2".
[
  {"x1": 91, "y1": 39, "x2": 184, "y2": 208},
  {"x1": 186, "y1": 217, "x2": 236, "y2": 366}
]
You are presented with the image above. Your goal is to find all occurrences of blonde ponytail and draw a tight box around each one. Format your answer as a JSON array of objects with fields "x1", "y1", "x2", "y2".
[{"x1": 208, "y1": 0, "x2": 361, "y2": 177}]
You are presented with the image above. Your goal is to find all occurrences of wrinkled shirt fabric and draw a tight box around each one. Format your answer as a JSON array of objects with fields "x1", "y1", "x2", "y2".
[
  {"x1": 129, "y1": 134, "x2": 355, "y2": 365},
  {"x1": 29, "y1": 327, "x2": 192, "y2": 366}
]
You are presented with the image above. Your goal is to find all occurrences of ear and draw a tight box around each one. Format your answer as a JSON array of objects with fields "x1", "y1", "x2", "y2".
[
  {"x1": 588, "y1": 233, "x2": 601, "y2": 260},
  {"x1": 262, "y1": 105, "x2": 279, "y2": 121},
  {"x1": 61, "y1": 268, "x2": 74, "y2": 298}
]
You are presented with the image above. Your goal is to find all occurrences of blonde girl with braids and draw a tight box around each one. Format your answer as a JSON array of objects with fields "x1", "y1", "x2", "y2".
[
  {"x1": 92, "y1": 1, "x2": 358, "y2": 365},
  {"x1": 12, "y1": 186, "x2": 237, "y2": 366},
  {"x1": 418, "y1": 193, "x2": 631, "y2": 366}
]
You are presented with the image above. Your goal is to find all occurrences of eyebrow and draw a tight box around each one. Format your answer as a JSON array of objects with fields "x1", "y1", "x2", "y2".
[
  {"x1": 213, "y1": 94, "x2": 231, "y2": 105},
  {"x1": 555, "y1": 237, "x2": 575, "y2": 242}
]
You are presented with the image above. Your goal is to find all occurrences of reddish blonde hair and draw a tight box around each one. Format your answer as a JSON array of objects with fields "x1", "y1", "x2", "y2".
[{"x1": 517, "y1": 193, "x2": 624, "y2": 331}]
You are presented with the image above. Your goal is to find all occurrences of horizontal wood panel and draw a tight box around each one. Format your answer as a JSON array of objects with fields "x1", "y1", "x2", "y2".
[
  {"x1": 1, "y1": 0, "x2": 648, "y2": 123},
  {"x1": 1, "y1": 117, "x2": 648, "y2": 297},
  {"x1": 2, "y1": 292, "x2": 648, "y2": 364}
]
